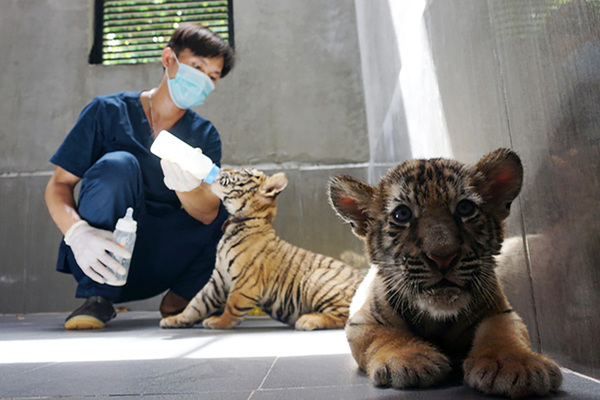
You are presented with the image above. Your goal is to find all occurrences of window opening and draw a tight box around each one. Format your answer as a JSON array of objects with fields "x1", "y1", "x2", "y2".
[{"x1": 89, "y1": 0, "x2": 234, "y2": 65}]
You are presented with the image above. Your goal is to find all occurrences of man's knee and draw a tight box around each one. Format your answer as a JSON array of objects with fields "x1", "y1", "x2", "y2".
[
  {"x1": 88, "y1": 151, "x2": 140, "y2": 181},
  {"x1": 77, "y1": 152, "x2": 143, "y2": 227},
  {"x1": 81, "y1": 152, "x2": 142, "y2": 193}
]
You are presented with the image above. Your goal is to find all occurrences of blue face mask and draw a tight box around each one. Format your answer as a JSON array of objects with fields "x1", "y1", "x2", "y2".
[{"x1": 166, "y1": 53, "x2": 216, "y2": 109}]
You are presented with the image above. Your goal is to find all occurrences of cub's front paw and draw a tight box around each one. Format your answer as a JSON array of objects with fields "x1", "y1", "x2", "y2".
[
  {"x1": 202, "y1": 315, "x2": 240, "y2": 329},
  {"x1": 367, "y1": 346, "x2": 451, "y2": 389},
  {"x1": 295, "y1": 313, "x2": 345, "y2": 331},
  {"x1": 159, "y1": 315, "x2": 193, "y2": 329},
  {"x1": 464, "y1": 352, "x2": 562, "y2": 398}
]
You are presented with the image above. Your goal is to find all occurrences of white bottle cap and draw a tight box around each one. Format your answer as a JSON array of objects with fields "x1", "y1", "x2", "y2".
[{"x1": 116, "y1": 207, "x2": 137, "y2": 232}]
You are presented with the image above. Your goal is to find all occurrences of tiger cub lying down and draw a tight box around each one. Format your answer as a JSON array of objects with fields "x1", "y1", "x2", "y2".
[
  {"x1": 160, "y1": 168, "x2": 363, "y2": 331},
  {"x1": 328, "y1": 149, "x2": 562, "y2": 398}
]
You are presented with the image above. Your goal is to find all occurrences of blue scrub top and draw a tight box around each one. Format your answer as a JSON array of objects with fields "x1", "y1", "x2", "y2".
[{"x1": 50, "y1": 91, "x2": 222, "y2": 216}]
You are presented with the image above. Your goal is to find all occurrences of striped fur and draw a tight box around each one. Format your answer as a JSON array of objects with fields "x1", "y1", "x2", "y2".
[
  {"x1": 160, "y1": 168, "x2": 363, "y2": 331},
  {"x1": 328, "y1": 149, "x2": 562, "y2": 398}
]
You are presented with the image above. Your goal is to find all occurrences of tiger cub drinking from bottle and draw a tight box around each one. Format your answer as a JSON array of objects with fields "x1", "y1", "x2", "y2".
[
  {"x1": 327, "y1": 148, "x2": 562, "y2": 398},
  {"x1": 160, "y1": 168, "x2": 363, "y2": 331}
]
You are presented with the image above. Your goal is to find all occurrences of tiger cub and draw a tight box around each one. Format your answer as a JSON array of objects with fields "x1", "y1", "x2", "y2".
[
  {"x1": 328, "y1": 149, "x2": 562, "y2": 398},
  {"x1": 160, "y1": 168, "x2": 363, "y2": 331}
]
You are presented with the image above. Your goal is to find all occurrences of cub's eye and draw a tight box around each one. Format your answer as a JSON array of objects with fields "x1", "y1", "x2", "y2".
[
  {"x1": 456, "y1": 199, "x2": 476, "y2": 217},
  {"x1": 393, "y1": 205, "x2": 413, "y2": 223}
]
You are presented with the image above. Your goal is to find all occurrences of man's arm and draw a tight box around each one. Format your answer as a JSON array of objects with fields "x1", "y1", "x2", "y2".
[
  {"x1": 159, "y1": 159, "x2": 222, "y2": 225},
  {"x1": 45, "y1": 165, "x2": 129, "y2": 284},
  {"x1": 176, "y1": 182, "x2": 221, "y2": 224},
  {"x1": 45, "y1": 166, "x2": 82, "y2": 234}
]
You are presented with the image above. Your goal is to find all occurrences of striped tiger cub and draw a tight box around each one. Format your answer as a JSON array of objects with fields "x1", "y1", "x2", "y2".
[
  {"x1": 160, "y1": 168, "x2": 364, "y2": 331},
  {"x1": 328, "y1": 149, "x2": 562, "y2": 398}
]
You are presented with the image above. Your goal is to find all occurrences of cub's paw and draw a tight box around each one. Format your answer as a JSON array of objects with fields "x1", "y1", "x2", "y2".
[
  {"x1": 295, "y1": 313, "x2": 345, "y2": 331},
  {"x1": 159, "y1": 315, "x2": 193, "y2": 329},
  {"x1": 464, "y1": 352, "x2": 562, "y2": 398},
  {"x1": 367, "y1": 346, "x2": 451, "y2": 388},
  {"x1": 202, "y1": 315, "x2": 240, "y2": 330}
]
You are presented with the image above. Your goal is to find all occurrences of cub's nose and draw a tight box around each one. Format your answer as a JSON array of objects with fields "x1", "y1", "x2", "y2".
[{"x1": 426, "y1": 252, "x2": 458, "y2": 271}]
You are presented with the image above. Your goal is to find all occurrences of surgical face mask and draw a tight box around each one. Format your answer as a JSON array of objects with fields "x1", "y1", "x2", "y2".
[{"x1": 166, "y1": 53, "x2": 215, "y2": 109}]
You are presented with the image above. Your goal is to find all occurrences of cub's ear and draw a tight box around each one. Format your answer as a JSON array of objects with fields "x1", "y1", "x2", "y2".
[
  {"x1": 475, "y1": 148, "x2": 523, "y2": 220},
  {"x1": 260, "y1": 172, "x2": 288, "y2": 198},
  {"x1": 328, "y1": 175, "x2": 375, "y2": 238}
]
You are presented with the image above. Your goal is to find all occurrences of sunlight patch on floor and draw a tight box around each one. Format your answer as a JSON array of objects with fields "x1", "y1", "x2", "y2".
[{"x1": 0, "y1": 324, "x2": 350, "y2": 364}]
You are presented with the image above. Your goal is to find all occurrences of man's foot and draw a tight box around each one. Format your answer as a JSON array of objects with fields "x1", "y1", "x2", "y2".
[
  {"x1": 64, "y1": 296, "x2": 116, "y2": 330},
  {"x1": 159, "y1": 290, "x2": 189, "y2": 318}
]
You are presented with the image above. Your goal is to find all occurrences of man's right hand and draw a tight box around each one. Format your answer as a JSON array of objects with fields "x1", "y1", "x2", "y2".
[
  {"x1": 64, "y1": 220, "x2": 131, "y2": 284},
  {"x1": 160, "y1": 159, "x2": 203, "y2": 192}
]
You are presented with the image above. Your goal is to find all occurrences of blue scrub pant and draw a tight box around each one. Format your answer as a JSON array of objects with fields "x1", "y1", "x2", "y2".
[{"x1": 55, "y1": 151, "x2": 227, "y2": 303}]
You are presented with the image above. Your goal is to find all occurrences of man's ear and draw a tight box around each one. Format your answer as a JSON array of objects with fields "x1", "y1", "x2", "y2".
[
  {"x1": 328, "y1": 175, "x2": 375, "y2": 238},
  {"x1": 161, "y1": 47, "x2": 176, "y2": 74},
  {"x1": 475, "y1": 148, "x2": 523, "y2": 220},
  {"x1": 260, "y1": 172, "x2": 288, "y2": 198}
]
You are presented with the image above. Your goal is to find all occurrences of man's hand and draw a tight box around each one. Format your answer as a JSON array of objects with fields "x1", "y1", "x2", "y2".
[
  {"x1": 159, "y1": 158, "x2": 220, "y2": 224},
  {"x1": 160, "y1": 159, "x2": 202, "y2": 192},
  {"x1": 64, "y1": 220, "x2": 131, "y2": 284}
]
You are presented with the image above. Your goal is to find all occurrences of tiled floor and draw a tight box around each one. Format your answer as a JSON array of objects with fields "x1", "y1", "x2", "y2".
[{"x1": 0, "y1": 312, "x2": 598, "y2": 399}]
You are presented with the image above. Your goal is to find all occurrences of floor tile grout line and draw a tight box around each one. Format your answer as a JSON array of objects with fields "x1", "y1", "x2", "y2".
[
  {"x1": 244, "y1": 383, "x2": 373, "y2": 392},
  {"x1": 247, "y1": 356, "x2": 279, "y2": 400},
  {"x1": 562, "y1": 368, "x2": 600, "y2": 384}
]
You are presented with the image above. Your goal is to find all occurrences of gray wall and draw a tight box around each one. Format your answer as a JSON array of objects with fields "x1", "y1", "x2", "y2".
[
  {"x1": 0, "y1": 0, "x2": 367, "y2": 313},
  {"x1": 1, "y1": 0, "x2": 599, "y2": 381},
  {"x1": 356, "y1": 0, "x2": 600, "y2": 379}
]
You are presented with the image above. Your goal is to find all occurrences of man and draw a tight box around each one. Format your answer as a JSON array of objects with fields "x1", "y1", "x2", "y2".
[{"x1": 45, "y1": 24, "x2": 235, "y2": 330}]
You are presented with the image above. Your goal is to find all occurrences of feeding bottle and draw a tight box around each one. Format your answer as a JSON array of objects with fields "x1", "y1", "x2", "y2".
[
  {"x1": 109, "y1": 207, "x2": 137, "y2": 286},
  {"x1": 150, "y1": 130, "x2": 220, "y2": 184}
]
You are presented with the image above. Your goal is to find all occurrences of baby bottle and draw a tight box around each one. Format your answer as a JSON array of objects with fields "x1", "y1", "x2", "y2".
[
  {"x1": 150, "y1": 130, "x2": 220, "y2": 184},
  {"x1": 109, "y1": 207, "x2": 137, "y2": 286}
]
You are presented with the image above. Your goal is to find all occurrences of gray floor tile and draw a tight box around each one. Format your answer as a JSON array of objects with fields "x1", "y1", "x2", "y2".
[
  {"x1": 261, "y1": 354, "x2": 363, "y2": 389},
  {"x1": 84, "y1": 395, "x2": 252, "y2": 400},
  {"x1": 258, "y1": 354, "x2": 599, "y2": 400},
  {"x1": 0, "y1": 358, "x2": 273, "y2": 398},
  {"x1": 250, "y1": 385, "x2": 483, "y2": 400},
  {"x1": 251, "y1": 378, "x2": 599, "y2": 400},
  {"x1": 0, "y1": 312, "x2": 598, "y2": 400}
]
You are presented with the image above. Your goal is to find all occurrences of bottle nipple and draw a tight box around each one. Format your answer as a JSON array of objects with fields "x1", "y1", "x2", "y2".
[
  {"x1": 116, "y1": 207, "x2": 137, "y2": 232},
  {"x1": 125, "y1": 207, "x2": 134, "y2": 220}
]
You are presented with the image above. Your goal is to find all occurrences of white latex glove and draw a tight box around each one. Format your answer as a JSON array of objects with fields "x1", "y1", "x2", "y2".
[
  {"x1": 64, "y1": 220, "x2": 131, "y2": 284},
  {"x1": 160, "y1": 158, "x2": 202, "y2": 192}
]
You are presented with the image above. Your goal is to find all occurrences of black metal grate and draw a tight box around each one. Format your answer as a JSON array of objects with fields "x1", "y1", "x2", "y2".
[{"x1": 89, "y1": 0, "x2": 234, "y2": 65}]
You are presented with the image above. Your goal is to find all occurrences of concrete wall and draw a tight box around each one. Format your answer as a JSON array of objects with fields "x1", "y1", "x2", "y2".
[
  {"x1": 0, "y1": 0, "x2": 367, "y2": 314},
  {"x1": 2, "y1": 0, "x2": 599, "y2": 381},
  {"x1": 355, "y1": 0, "x2": 600, "y2": 379}
]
